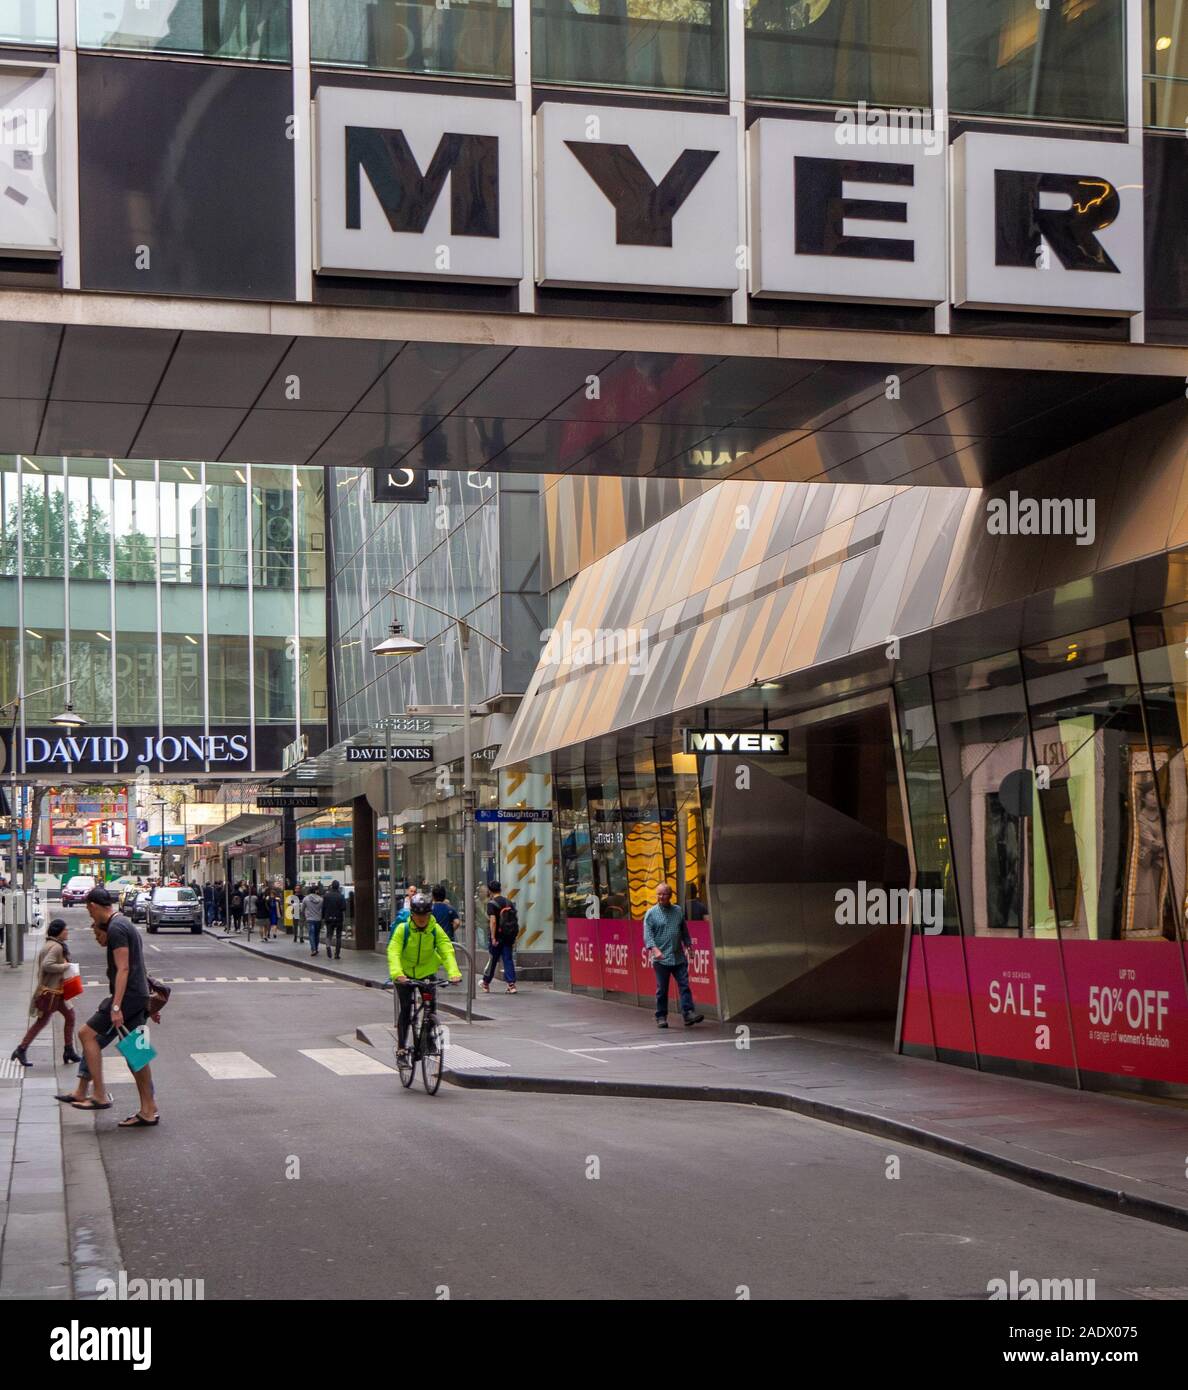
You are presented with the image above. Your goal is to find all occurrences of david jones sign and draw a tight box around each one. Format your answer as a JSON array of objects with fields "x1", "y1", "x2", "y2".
[{"x1": 315, "y1": 88, "x2": 1143, "y2": 314}]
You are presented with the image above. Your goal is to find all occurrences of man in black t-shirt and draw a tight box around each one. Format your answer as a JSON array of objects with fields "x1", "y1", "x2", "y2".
[{"x1": 67, "y1": 886, "x2": 159, "y2": 1128}]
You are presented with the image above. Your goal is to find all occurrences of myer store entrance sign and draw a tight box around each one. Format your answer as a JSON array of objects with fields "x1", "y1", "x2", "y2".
[
  {"x1": 684, "y1": 729, "x2": 789, "y2": 756},
  {"x1": 314, "y1": 87, "x2": 1142, "y2": 314}
]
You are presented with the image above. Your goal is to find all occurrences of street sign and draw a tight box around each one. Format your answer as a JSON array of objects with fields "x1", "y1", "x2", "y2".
[{"x1": 475, "y1": 809, "x2": 554, "y2": 823}]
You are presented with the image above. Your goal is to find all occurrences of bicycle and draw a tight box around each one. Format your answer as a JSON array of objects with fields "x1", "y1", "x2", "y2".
[{"x1": 393, "y1": 978, "x2": 445, "y2": 1095}]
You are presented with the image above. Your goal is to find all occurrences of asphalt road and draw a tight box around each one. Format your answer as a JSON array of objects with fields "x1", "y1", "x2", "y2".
[{"x1": 52, "y1": 908, "x2": 1188, "y2": 1301}]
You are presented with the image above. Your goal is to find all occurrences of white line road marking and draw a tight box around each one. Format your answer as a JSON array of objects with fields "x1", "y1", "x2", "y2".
[
  {"x1": 445, "y1": 1045, "x2": 512, "y2": 1071},
  {"x1": 191, "y1": 1052, "x2": 275, "y2": 1080},
  {"x1": 147, "y1": 944, "x2": 161, "y2": 953},
  {"x1": 506, "y1": 1036, "x2": 610, "y2": 1065},
  {"x1": 300, "y1": 1048, "x2": 394, "y2": 1076},
  {"x1": 570, "y1": 1034, "x2": 797, "y2": 1054},
  {"x1": 95, "y1": 1053, "x2": 136, "y2": 1085}
]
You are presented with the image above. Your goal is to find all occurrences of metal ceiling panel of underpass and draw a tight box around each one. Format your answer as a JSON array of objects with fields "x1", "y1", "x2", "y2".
[{"x1": 0, "y1": 320, "x2": 1183, "y2": 489}]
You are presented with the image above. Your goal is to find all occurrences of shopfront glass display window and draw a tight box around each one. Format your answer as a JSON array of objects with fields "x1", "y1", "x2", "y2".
[
  {"x1": 933, "y1": 652, "x2": 1048, "y2": 938},
  {"x1": 1021, "y1": 622, "x2": 1154, "y2": 941}
]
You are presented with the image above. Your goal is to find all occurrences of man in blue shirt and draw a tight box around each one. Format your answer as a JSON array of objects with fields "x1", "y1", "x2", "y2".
[
  {"x1": 430, "y1": 886, "x2": 461, "y2": 986},
  {"x1": 643, "y1": 883, "x2": 704, "y2": 1030}
]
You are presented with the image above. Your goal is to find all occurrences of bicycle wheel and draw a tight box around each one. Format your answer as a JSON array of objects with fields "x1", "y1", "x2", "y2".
[
  {"x1": 396, "y1": 1005, "x2": 417, "y2": 1088},
  {"x1": 421, "y1": 1016, "x2": 444, "y2": 1095}
]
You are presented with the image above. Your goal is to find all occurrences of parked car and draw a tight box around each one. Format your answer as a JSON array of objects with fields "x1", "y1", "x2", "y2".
[
  {"x1": 60, "y1": 875, "x2": 97, "y2": 907},
  {"x1": 147, "y1": 885, "x2": 203, "y2": 933},
  {"x1": 129, "y1": 890, "x2": 152, "y2": 923}
]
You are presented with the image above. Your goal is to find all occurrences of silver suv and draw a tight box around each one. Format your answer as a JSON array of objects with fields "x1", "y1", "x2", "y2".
[{"x1": 147, "y1": 886, "x2": 203, "y2": 934}]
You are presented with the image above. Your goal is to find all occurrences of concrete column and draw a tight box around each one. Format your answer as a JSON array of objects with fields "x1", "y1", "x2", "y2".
[{"x1": 352, "y1": 795, "x2": 376, "y2": 952}]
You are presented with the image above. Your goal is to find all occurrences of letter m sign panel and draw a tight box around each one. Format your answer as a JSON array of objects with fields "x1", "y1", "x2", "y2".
[{"x1": 315, "y1": 87, "x2": 524, "y2": 283}]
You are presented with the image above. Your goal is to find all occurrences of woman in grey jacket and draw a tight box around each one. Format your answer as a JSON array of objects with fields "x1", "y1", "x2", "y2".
[{"x1": 9, "y1": 919, "x2": 81, "y2": 1068}]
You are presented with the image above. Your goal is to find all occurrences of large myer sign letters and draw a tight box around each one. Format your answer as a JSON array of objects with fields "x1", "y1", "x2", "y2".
[
  {"x1": 952, "y1": 133, "x2": 1143, "y2": 315},
  {"x1": 535, "y1": 102, "x2": 739, "y2": 294},
  {"x1": 315, "y1": 86, "x2": 523, "y2": 283},
  {"x1": 315, "y1": 87, "x2": 1143, "y2": 316}
]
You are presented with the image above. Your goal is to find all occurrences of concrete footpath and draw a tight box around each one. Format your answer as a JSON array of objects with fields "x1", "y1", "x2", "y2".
[
  {"x1": 222, "y1": 927, "x2": 1188, "y2": 1231},
  {"x1": 0, "y1": 928, "x2": 122, "y2": 1300}
]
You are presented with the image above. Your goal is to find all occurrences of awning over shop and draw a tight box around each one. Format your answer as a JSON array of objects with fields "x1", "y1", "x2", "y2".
[
  {"x1": 203, "y1": 813, "x2": 278, "y2": 848},
  {"x1": 498, "y1": 398, "x2": 1188, "y2": 767}
]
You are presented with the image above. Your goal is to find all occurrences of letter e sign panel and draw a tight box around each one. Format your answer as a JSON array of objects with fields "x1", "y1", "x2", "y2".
[
  {"x1": 314, "y1": 86, "x2": 523, "y2": 283},
  {"x1": 952, "y1": 133, "x2": 1143, "y2": 316},
  {"x1": 749, "y1": 118, "x2": 945, "y2": 305},
  {"x1": 535, "y1": 102, "x2": 739, "y2": 294}
]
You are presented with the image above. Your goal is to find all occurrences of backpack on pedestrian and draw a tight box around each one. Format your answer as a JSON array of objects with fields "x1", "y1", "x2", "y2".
[{"x1": 495, "y1": 899, "x2": 519, "y2": 946}]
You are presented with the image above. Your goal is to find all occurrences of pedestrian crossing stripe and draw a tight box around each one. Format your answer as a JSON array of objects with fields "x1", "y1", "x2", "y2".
[
  {"x1": 82, "y1": 1045, "x2": 504, "y2": 1082},
  {"x1": 81, "y1": 977, "x2": 344, "y2": 986},
  {"x1": 300, "y1": 1048, "x2": 394, "y2": 1076},
  {"x1": 191, "y1": 1052, "x2": 275, "y2": 1080}
]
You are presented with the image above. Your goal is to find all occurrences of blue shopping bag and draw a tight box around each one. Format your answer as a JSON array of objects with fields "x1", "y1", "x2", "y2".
[{"x1": 115, "y1": 1024, "x2": 157, "y2": 1073}]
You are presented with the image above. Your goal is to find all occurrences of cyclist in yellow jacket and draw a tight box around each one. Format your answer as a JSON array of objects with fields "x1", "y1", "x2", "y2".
[{"x1": 387, "y1": 893, "x2": 462, "y2": 1059}]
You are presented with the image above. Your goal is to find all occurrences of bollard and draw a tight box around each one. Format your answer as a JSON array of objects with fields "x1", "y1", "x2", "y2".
[{"x1": 3, "y1": 889, "x2": 21, "y2": 968}]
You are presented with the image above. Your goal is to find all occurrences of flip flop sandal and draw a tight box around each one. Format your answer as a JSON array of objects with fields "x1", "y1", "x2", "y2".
[
  {"x1": 71, "y1": 1099, "x2": 113, "y2": 1110},
  {"x1": 54, "y1": 1093, "x2": 82, "y2": 1103},
  {"x1": 118, "y1": 1114, "x2": 160, "y2": 1128}
]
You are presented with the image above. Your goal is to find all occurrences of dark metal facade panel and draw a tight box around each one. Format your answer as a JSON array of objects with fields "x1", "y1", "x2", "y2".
[{"x1": 77, "y1": 55, "x2": 296, "y2": 301}]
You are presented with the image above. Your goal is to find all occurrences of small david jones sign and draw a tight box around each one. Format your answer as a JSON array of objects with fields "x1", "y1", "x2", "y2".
[{"x1": 683, "y1": 729, "x2": 788, "y2": 755}]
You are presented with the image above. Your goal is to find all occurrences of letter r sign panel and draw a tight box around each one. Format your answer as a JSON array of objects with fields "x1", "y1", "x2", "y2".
[
  {"x1": 952, "y1": 133, "x2": 1143, "y2": 315},
  {"x1": 535, "y1": 103, "x2": 739, "y2": 294},
  {"x1": 749, "y1": 119, "x2": 946, "y2": 305},
  {"x1": 314, "y1": 87, "x2": 523, "y2": 283}
]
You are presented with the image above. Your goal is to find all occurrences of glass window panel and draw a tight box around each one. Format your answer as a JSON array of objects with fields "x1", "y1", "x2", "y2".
[
  {"x1": 251, "y1": 467, "x2": 295, "y2": 727},
  {"x1": 20, "y1": 458, "x2": 67, "y2": 724},
  {"x1": 311, "y1": 0, "x2": 512, "y2": 79},
  {"x1": 532, "y1": 0, "x2": 727, "y2": 96},
  {"x1": 112, "y1": 460, "x2": 158, "y2": 732},
  {"x1": 158, "y1": 463, "x2": 205, "y2": 586},
  {"x1": 77, "y1": 0, "x2": 292, "y2": 61},
  {"x1": 207, "y1": 632, "x2": 250, "y2": 722},
  {"x1": 894, "y1": 676, "x2": 960, "y2": 933},
  {"x1": 948, "y1": 0, "x2": 1127, "y2": 125},
  {"x1": 933, "y1": 652, "x2": 1049, "y2": 937},
  {"x1": 1022, "y1": 623, "x2": 1162, "y2": 941},
  {"x1": 0, "y1": 458, "x2": 19, "y2": 716},
  {"x1": 1144, "y1": 0, "x2": 1188, "y2": 128},
  {"x1": 203, "y1": 464, "x2": 248, "y2": 590},
  {"x1": 0, "y1": 0, "x2": 56, "y2": 44},
  {"x1": 617, "y1": 741, "x2": 664, "y2": 920},
  {"x1": 1133, "y1": 605, "x2": 1188, "y2": 940},
  {"x1": 746, "y1": 0, "x2": 930, "y2": 107},
  {"x1": 585, "y1": 748, "x2": 630, "y2": 918},
  {"x1": 67, "y1": 460, "x2": 113, "y2": 724}
]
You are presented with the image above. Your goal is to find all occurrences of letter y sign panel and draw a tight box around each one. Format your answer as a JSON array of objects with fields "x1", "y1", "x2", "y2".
[
  {"x1": 535, "y1": 102, "x2": 739, "y2": 294},
  {"x1": 315, "y1": 87, "x2": 523, "y2": 283}
]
